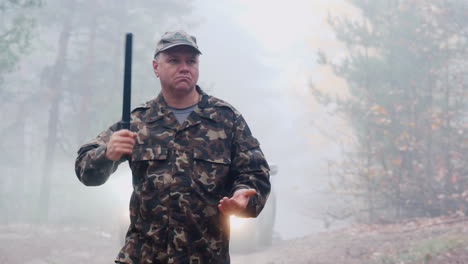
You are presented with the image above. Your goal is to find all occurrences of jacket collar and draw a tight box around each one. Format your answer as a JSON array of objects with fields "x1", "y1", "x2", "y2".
[{"x1": 142, "y1": 85, "x2": 219, "y2": 126}]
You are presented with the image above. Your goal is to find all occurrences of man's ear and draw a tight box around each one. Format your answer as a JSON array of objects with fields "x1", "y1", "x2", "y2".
[{"x1": 152, "y1": 59, "x2": 159, "y2": 77}]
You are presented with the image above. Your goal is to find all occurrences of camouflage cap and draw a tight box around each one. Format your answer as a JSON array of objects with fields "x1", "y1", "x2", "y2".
[{"x1": 154, "y1": 30, "x2": 201, "y2": 58}]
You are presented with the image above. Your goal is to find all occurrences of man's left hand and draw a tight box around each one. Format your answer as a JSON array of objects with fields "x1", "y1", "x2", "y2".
[{"x1": 218, "y1": 189, "x2": 257, "y2": 216}]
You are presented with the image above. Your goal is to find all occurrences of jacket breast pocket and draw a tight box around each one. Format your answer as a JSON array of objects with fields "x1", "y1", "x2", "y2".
[
  {"x1": 130, "y1": 144, "x2": 168, "y2": 185},
  {"x1": 132, "y1": 144, "x2": 168, "y2": 161},
  {"x1": 192, "y1": 147, "x2": 231, "y2": 197}
]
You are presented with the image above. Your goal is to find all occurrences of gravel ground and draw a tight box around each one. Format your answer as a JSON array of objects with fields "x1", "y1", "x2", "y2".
[{"x1": 1, "y1": 216, "x2": 467, "y2": 264}]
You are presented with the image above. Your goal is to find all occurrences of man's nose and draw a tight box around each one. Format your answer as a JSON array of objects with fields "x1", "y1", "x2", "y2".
[{"x1": 179, "y1": 61, "x2": 190, "y2": 72}]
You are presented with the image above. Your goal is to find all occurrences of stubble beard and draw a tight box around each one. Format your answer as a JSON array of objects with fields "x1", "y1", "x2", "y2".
[{"x1": 161, "y1": 82, "x2": 199, "y2": 107}]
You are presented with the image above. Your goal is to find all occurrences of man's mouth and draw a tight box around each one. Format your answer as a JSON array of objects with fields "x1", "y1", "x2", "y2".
[{"x1": 176, "y1": 76, "x2": 191, "y2": 81}]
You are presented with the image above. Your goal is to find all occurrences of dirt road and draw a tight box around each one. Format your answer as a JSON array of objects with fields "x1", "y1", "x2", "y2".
[
  {"x1": 1, "y1": 216, "x2": 467, "y2": 264},
  {"x1": 233, "y1": 216, "x2": 468, "y2": 264}
]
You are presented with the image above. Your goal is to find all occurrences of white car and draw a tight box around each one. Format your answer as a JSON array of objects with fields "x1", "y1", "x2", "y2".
[
  {"x1": 111, "y1": 163, "x2": 278, "y2": 253},
  {"x1": 229, "y1": 163, "x2": 277, "y2": 253}
]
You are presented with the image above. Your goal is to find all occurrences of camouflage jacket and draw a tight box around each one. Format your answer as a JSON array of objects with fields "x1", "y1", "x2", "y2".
[{"x1": 75, "y1": 86, "x2": 270, "y2": 264}]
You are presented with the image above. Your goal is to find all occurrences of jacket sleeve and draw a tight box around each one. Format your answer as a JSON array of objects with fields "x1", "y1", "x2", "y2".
[
  {"x1": 230, "y1": 114, "x2": 271, "y2": 218},
  {"x1": 75, "y1": 122, "x2": 124, "y2": 186}
]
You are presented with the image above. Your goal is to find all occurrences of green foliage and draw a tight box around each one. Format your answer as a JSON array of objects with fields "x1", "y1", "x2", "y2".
[
  {"x1": 0, "y1": 0, "x2": 41, "y2": 90},
  {"x1": 0, "y1": 0, "x2": 41, "y2": 11},
  {"x1": 0, "y1": 0, "x2": 196, "y2": 224},
  {"x1": 320, "y1": 0, "x2": 468, "y2": 222}
]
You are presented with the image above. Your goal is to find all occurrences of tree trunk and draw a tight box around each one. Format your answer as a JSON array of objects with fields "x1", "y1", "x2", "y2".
[
  {"x1": 37, "y1": 2, "x2": 74, "y2": 223},
  {"x1": 77, "y1": 12, "x2": 97, "y2": 145}
]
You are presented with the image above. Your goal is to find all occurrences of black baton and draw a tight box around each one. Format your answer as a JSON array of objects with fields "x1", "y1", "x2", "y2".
[
  {"x1": 121, "y1": 33, "x2": 132, "y2": 130},
  {"x1": 120, "y1": 33, "x2": 136, "y2": 185}
]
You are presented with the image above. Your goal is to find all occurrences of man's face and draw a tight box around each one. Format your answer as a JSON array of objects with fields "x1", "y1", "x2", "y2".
[{"x1": 153, "y1": 46, "x2": 199, "y2": 96}]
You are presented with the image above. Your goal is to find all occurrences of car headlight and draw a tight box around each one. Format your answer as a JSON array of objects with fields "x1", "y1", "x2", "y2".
[{"x1": 230, "y1": 215, "x2": 248, "y2": 231}]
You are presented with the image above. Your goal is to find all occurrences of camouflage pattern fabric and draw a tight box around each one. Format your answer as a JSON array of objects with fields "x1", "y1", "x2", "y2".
[
  {"x1": 75, "y1": 86, "x2": 271, "y2": 264},
  {"x1": 154, "y1": 30, "x2": 201, "y2": 58}
]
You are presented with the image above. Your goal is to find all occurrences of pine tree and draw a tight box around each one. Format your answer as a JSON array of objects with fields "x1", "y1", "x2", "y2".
[{"x1": 317, "y1": 0, "x2": 468, "y2": 222}]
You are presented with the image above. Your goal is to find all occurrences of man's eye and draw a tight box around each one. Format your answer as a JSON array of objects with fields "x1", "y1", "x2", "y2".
[
  {"x1": 187, "y1": 60, "x2": 196, "y2": 64},
  {"x1": 169, "y1": 59, "x2": 178, "y2": 63}
]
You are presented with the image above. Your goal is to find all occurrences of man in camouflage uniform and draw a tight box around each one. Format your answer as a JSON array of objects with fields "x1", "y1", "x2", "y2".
[{"x1": 75, "y1": 30, "x2": 271, "y2": 264}]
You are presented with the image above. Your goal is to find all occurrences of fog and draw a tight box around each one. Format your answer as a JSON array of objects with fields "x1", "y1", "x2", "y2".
[
  {"x1": 1, "y1": 0, "x2": 467, "y2": 263},
  {"x1": 192, "y1": 0, "x2": 339, "y2": 239}
]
